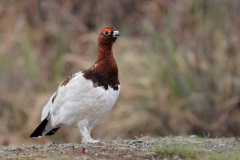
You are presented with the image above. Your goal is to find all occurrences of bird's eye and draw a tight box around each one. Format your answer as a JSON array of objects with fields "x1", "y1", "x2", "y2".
[
  {"x1": 101, "y1": 28, "x2": 112, "y2": 35},
  {"x1": 104, "y1": 31, "x2": 110, "y2": 35}
]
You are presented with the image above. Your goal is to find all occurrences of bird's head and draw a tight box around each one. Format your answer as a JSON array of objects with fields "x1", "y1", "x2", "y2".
[{"x1": 98, "y1": 27, "x2": 121, "y2": 45}]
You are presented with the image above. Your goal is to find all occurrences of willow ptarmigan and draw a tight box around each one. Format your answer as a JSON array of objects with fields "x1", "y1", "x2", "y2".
[{"x1": 30, "y1": 27, "x2": 121, "y2": 143}]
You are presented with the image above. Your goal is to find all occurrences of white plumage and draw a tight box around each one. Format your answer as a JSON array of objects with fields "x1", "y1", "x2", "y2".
[
  {"x1": 30, "y1": 26, "x2": 121, "y2": 143},
  {"x1": 39, "y1": 72, "x2": 120, "y2": 143}
]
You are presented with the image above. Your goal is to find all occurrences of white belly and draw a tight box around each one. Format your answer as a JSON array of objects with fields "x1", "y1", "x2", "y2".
[
  {"x1": 58, "y1": 81, "x2": 120, "y2": 127},
  {"x1": 41, "y1": 72, "x2": 120, "y2": 129}
]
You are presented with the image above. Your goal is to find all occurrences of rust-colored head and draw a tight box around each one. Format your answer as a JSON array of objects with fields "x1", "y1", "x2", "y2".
[{"x1": 98, "y1": 27, "x2": 121, "y2": 45}]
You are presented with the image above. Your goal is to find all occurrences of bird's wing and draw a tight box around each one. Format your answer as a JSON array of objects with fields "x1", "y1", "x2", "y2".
[{"x1": 40, "y1": 72, "x2": 82, "y2": 128}]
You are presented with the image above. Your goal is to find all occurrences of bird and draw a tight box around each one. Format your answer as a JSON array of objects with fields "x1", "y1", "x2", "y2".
[{"x1": 30, "y1": 27, "x2": 121, "y2": 143}]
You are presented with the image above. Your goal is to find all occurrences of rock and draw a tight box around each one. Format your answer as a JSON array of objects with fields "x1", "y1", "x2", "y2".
[
  {"x1": 9, "y1": 146, "x2": 20, "y2": 151},
  {"x1": 189, "y1": 135, "x2": 198, "y2": 139},
  {"x1": 173, "y1": 156, "x2": 182, "y2": 160}
]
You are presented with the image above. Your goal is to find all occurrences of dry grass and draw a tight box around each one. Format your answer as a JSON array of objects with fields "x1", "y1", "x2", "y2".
[{"x1": 0, "y1": 0, "x2": 240, "y2": 145}]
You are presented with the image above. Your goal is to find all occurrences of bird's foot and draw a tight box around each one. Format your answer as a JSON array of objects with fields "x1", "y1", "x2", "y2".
[{"x1": 81, "y1": 138, "x2": 101, "y2": 144}]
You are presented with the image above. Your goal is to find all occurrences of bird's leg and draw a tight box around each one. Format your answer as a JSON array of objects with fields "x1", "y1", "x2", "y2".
[{"x1": 78, "y1": 121, "x2": 99, "y2": 144}]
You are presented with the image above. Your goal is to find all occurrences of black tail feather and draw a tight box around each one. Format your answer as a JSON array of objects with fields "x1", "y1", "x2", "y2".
[
  {"x1": 30, "y1": 118, "x2": 60, "y2": 138},
  {"x1": 46, "y1": 127, "x2": 60, "y2": 135},
  {"x1": 30, "y1": 118, "x2": 48, "y2": 137}
]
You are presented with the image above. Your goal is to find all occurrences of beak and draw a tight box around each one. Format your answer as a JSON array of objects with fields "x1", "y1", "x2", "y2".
[{"x1": 113, "y1": 30, "x2": 121, "y2": 37}]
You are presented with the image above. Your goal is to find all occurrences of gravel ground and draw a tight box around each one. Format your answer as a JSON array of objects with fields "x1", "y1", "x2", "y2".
[{"x1": 0, "y1": 136, "x2": 240, "y2": 159}]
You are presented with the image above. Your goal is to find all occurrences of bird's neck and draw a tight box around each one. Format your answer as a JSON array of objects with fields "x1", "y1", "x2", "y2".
[
  {"x1": 96, "y1": 42, "x2": 114, "y2": 63},
  {"x1": 82, "y1": 41, "x2": 119, "y2": 90}
]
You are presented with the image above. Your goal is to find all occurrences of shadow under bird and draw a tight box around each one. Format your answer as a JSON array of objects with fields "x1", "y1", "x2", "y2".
[{"x1": 30, "y1": 27, "x2": 121, "y2": 143}]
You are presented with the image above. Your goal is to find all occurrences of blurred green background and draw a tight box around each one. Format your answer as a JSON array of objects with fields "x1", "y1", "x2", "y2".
[{"x1": 0, "y1": 0, "x2": 240, "y2": 145}]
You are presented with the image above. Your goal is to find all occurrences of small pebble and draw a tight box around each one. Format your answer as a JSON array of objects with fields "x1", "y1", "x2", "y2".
[
  {"x1": 123, "y1": 154, "x2": 132, "y2": 158},
  {"x1": 189, "y1": 135, "x2": 197, "y2": 139},
  {"x1": 82, "y1": 147, "x2": 86, "y2": 153},
  {"x1": 73, "y1": 145, "x2": 80, "y2": 149},
  {"x1": 10, "y1": 146, "x2": 19, "y2": 151},
  {"x1": 130, "y1": 145, "x2": 138, "y2": 149},
  {"x1": 173, "y1": 156, "x2": 182, "y2": 160}
]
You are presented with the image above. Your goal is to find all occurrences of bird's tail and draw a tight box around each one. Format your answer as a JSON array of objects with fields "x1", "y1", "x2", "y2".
[{"x1": 30, "y1": 118, "x2": 60, "y2": 138}]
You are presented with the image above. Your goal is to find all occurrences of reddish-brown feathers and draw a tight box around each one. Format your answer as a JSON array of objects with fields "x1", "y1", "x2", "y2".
[
  {"x1": 83, "y1": 27, "x2": 120, "y2": 90},
  {"x1": 60, "y1": 74, "x2": 76, "y2": 87}
]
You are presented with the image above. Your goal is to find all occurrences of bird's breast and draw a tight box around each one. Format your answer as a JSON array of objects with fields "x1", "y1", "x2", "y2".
[{"x1": 58, "y1": 75, "x2": 120, "y2": 127}]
